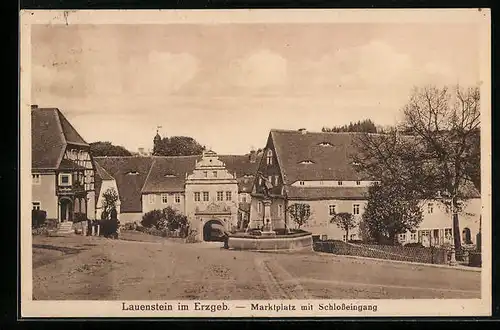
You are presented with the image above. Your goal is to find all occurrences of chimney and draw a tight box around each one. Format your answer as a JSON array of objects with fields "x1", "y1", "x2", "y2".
[
  {"x1": 298, "y1": 128, "x2": 307, "y2": 134},
  {"x1": 31, "y1": 104, "x2": 38, "y2": 110},
  {"x1": 249, "y1": 149, "x2": 257, "y2": 163}
]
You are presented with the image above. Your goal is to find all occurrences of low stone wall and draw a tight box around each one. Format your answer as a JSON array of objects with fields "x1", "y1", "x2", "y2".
[{"x1": 227, "y1": 232, "x2": 313, "y2": 251}]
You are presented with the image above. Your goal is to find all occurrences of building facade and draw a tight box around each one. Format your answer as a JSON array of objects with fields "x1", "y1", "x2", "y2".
[
  {"x1": 31, "y1": 105, "x2": 96, "y2": 223},
  {"x1": 249, "y1": 129, "x2": 481, "y2": 247}
]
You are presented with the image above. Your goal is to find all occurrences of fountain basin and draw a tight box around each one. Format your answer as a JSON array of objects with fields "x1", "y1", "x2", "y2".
[{"x1": 227, "y1": 231, "x2": 312, "y2": 251}]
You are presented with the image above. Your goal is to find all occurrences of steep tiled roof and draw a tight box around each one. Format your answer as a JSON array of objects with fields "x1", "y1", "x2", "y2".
[
  {"x1": 141, "y1": 154, "x2": 261, "y2": 194},
  {"x1": 270, "y1": 130, "x2": 370, "y2": 184},
  {"x1": 94, "y1": 157, "x2": 155, "y2": 213},
  {"x1": 141, "y1": 156, "x2": 199, "y2": 193},
  {"x1": 218, "y1": 154, "x2": 261, "y2": 177},
  {"x1": 31, "y1": 107, "x2": 89, "y2": 170},
  {"x1": 96, "y1": 154, "x2": 261, "y2": 211},
  {"x1": 269, "y1": 129, "x2": 481, "y2": 200}
]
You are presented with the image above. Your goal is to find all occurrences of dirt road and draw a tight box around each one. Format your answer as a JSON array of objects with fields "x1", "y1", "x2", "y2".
[{"x1": 32, "y1": 233, "x2": 481, "y2": 300}]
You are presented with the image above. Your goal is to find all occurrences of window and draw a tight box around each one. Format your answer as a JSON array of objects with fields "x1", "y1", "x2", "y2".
[
  {"x1": 59, "y1": 173, "x2": 71, "y2": 186},
  {"x1": 266, "y1": 149, "x2": 273, "y2": 165},
  {"x1": 203, "y1": 171, "x2": 208, "y2": 178},
  {"x1": 148, "y1": 194, "x2": 156, "y2": 204},
  {"x1": 226, "y1": 191, "x2": 232, "y2": 201},
  {"x1": 328, "y1": 205, "x2": 336, "y2": 215},
  {"x1": 194, "y1": 192, "x2": 201, "y2": 202},
  {"x1": 445, "y1": 228, "x2": 453, "y2": 239},
  {"x1": 257, "y1": 202, "x2": 262, "y2": 213},
  {"x1": 338, "y1": 181, "x2": 343, "y2": 186},
  {"x1": 175, "y1": 194, "x2": 181, "y2": 204},
  {"x1": 427, "y1": 203, "x2": 434, "y2": 214},
  {"x1": 161, "y1": 194, "x2": 168, "y2": 204},
  {"x1": 410, "y1": 233, "x2": 417, "y2": 241},
  {"x1": 353, "y1": 204, "x2": 360, "y2": 215},
  {"x1": 203, "y1": 191, "x2": 209, "y2": 201},
  {"x1": 274, "y1": 176, "x2": 279, "y2": 185},
  {"x1": 399, "y1": 233, "x2": 406, "y2": 241},
  {"x1": 299, "y1": 181, "x2": 305, "y2": 186},
  {"x1": 32, "y1": 202, "x2": 41, "y2": 210},
  {"x1": 259, "y1": 177, "x2": 262, "y2": 185},
  {"x1": 350, "y1": 234, "x2": 356, "y2": 241},
  {"x1": 278, "y1": 204, "x2": 283, "y2": 217},
  {"x1": 356, "y1": 181, "x2": 361, "y2": 186},
  {"x1": 342, "y1": 235, "x2": 347, "y2": 242},
  {"x1": 213, "y1": 171, "x2": 218, "y2": 178},
  {"x1": 217, "y1": 191, "x2": 224, "y2": 201},
  {"x1": 32, "y1": 174, "x2": 41, "y2": 185}
]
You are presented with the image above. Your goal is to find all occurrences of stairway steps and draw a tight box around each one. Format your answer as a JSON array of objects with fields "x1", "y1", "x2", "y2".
[{"x1": 57, "y1": 221, "x2": 74, "y2": 234}]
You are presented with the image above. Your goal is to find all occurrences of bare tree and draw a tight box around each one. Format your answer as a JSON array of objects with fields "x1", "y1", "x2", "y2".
[
  {"x1": 353, "y1": 85, "x2": 480, "y2": 251},
  {"x1": 287, "y1": 203, "x2": 311, "y2": 229},
  {"x1": 330, "y1": 212, "x2": 357, "y2": 242}
]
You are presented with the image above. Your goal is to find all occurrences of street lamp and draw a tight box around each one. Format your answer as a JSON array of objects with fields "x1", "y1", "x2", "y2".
[{"x1": 437, "y1": 190, "x2": 458, "y2": 266}]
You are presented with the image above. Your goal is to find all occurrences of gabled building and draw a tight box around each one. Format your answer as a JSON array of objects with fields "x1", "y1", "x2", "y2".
[
  {"x1": 95, "y1": 151, "x2": 262, "y2": 240},
  {"x1": 93, "y1": 156, "x2": 156, "y2": 223},
  {"x1": 250, "y1": 128, "x2": 481, "y2": 247},
  {"x1": 94, "y1": 161, "x2": 121, "y2": 219},
  {"x1": 31, "y1": 105, "x2": 96, "y2": 223}
]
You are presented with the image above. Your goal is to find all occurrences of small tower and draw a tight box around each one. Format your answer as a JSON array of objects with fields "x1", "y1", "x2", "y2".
[{"x1": 153, "y1": 126, "x2": 162, "y2": 155}]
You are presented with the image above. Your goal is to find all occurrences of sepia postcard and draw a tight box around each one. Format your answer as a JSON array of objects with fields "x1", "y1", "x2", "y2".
[{"x1": 19, "y1": 9, "x2": 492, "y2": 318}]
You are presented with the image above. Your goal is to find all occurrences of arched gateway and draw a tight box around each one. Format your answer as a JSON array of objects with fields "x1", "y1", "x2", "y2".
[{"x1": 203, "y1": 219, "x2": 225, "y2": 241}]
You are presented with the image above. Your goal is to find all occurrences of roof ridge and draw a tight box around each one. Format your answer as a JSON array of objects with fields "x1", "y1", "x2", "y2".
[
  {"x1": 270, "y1": 128, "x2": 372, "y2": 136},
  {"x1": 52, "y1": 108, "x2": 68, "y2": 168},
  {"x1": 56, "y1": 109, "x2": 89, "y2": 146},
  {"x1": 140, "y1": 158, "x2": 157, "y2": 193}
]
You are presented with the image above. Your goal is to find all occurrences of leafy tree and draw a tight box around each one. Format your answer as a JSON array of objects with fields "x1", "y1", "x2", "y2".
[
  {"x1": 287, "y1": 203, "x2": 311, "y2": 229},
  {"x1": 331, "y1": 212, "x2": 357, "y2": 242},
  {"x1": 153, "y1": 136, "x2": 205, "y2": 156},
  {"x1": 362, "y1": 182, "x2": 423, "y2": 245},
  {"x1": 322, "y1": 119, "x2": 378, "y2": 133},
  {"x1": 90, "y1": 141, "x2": 132, "y2": 156},
  {"x1": 101, "y1": 187, "x2": 119, "y2": 216}
]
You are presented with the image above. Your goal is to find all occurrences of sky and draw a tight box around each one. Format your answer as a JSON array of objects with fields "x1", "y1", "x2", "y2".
[{"x1": 31, "y1": 23, "x2": 481, "y2": 154}]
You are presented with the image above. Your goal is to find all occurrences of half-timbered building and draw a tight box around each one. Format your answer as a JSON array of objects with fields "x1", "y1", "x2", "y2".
[{"x1": 31, "y1": 105, "x2": 96, "y2": 225}]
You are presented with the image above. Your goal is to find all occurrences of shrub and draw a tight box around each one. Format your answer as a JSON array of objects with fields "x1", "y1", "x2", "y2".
[
  {"x1": 32, "y1": 227, "x2": 50, "y2": 236},
  {"x1": 185, "y1": 229, "x2": 199, "y2": 243},
  {"x1": 32, "y1": 209, "x2": 47, "y2": 229},
  {"x1": 141, "y1": 210, "x2": 163, "y2": 228}
]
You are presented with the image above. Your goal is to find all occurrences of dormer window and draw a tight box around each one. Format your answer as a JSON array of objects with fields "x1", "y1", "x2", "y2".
[
  {"x1": 299, "y1": 160, "x2": 314, "y2": 164},
  {"x1": 266, "y1": 149, "x2": 273, "y2": 165}
]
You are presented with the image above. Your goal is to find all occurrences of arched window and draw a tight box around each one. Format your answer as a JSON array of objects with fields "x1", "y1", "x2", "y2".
[{"x1": 266, "y1": 149, "x2": 273, "y2": 165}]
